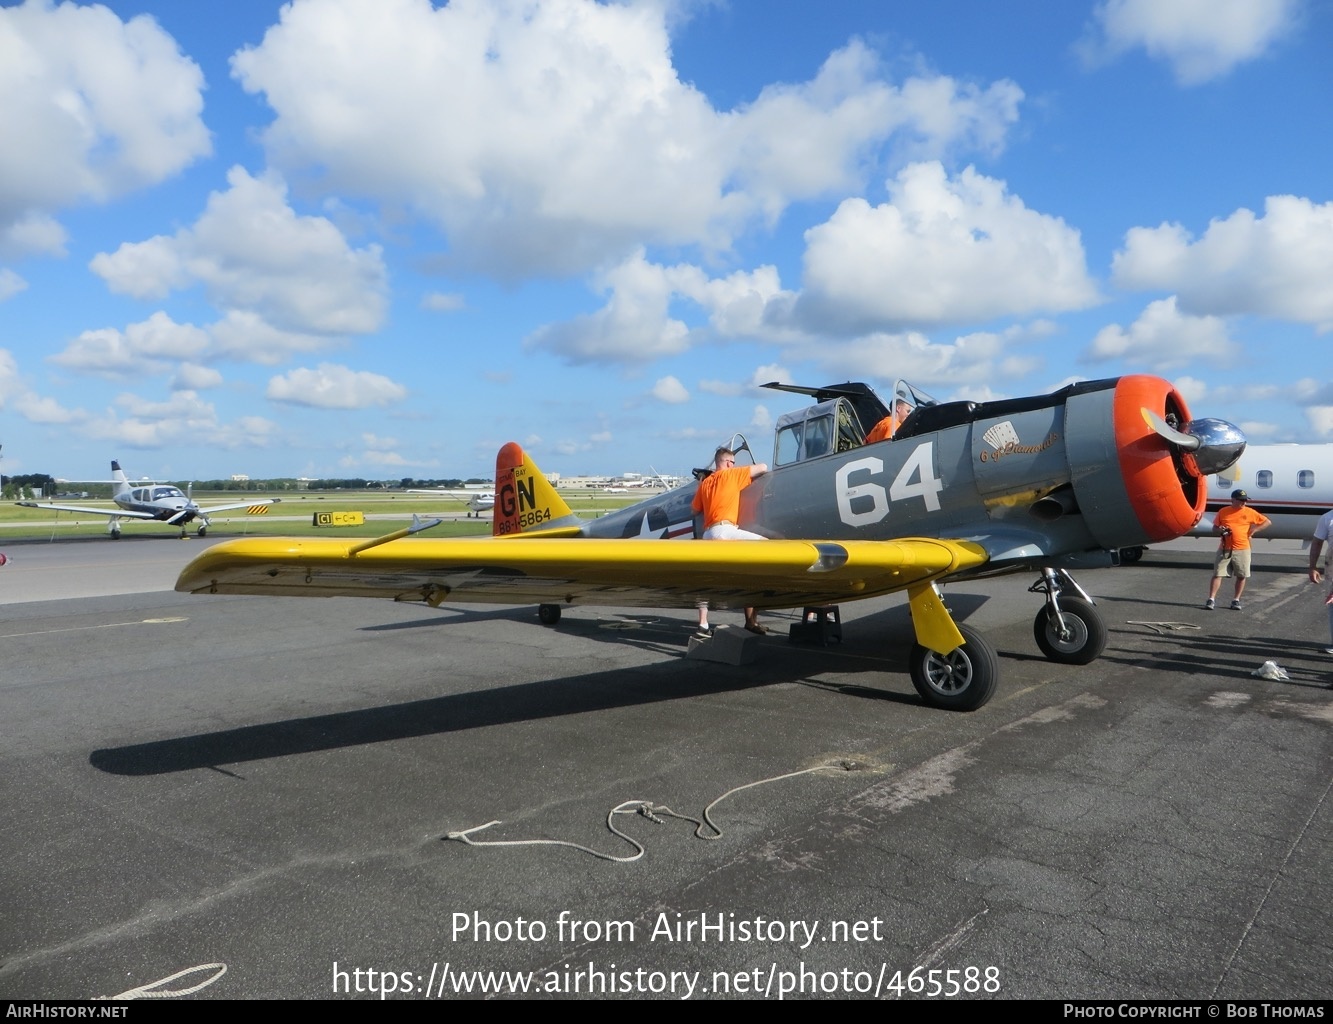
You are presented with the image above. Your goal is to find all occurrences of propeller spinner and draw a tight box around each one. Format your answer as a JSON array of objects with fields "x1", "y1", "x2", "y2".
[{"x1": 1142, "y1": 408, "x2": 1246, "y2": 477}]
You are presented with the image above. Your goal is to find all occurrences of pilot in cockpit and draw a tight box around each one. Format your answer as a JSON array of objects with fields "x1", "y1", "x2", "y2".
[{"x1": 864, "y1": 397, "x2": 914, "y2": 444}]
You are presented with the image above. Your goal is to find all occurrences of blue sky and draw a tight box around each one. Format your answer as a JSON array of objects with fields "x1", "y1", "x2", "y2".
[{"x1": 2, "y1": 0, "x2": 1330, "y2": 483}]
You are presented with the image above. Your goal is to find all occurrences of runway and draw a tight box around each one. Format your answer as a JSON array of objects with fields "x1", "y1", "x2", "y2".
[{"x1": 0, "y1": 532, "x2": 1329, "y2": 1000}]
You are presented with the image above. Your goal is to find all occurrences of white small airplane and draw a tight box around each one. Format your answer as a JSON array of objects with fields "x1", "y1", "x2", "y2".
[
  {"x1": 1199, "y1": 443, "x2": 1332, "y2": 540},
  {"x1": 405, "y1": 487, "x2": 496, "y2": 517},
  {"x1": 17, "y1": 460, "x2": 280, "y2": 538}
]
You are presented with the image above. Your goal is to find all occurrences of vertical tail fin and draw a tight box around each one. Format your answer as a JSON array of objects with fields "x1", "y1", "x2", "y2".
[
  {"x1": 493, "y1": 443, "x2": 582, "y2": 537},
  {"x1": 110, "y1": 460, "x2": 131, "y2": 498}
]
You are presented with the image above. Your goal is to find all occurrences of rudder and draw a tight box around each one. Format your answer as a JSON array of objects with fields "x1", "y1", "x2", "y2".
[
  {"x1": 493, "y1": 443, "x2": 581, "y2": 537},
  {"x1": 110, "y1": 460, "x2": 131, "y2": 498}
]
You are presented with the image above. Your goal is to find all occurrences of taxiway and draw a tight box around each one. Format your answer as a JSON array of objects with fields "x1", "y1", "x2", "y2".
[{"x1": 0, "y1": 533, "x2": 1329, "y2": 999}]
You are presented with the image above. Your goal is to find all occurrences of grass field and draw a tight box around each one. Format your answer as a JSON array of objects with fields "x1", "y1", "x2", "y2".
[{"x1": 0, "y1": 490, "x2": 651, "y2": 540}]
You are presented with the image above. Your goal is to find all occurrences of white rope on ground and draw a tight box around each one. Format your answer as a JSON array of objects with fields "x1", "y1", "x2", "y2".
[
  {"x1": 103, "y1": 962, "x2": 227, "y2": 999},
  {"x1": 446, "y1": 761, "x2": 860, "y2": 863},
  {"x1": 1126, "y1": 620, "x2": 1203, "y2": 635}
]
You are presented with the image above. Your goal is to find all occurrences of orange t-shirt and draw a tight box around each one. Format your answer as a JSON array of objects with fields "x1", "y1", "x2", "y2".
[
  {"x1": 691, "y1": 466, "x2": 754, "y2": 528},
  {"x1": 1214, "y1": 505, "x2": 1270, "y2": 550},
  {"x1": 864, "y1": 407, "x2": 907, "y2": 444}
]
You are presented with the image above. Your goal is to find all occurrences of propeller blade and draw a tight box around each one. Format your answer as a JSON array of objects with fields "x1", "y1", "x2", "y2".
[
  {"x1": 1142, "y1": 408, "x2": 1246, "y2": 476},
  {"x1": 1141, "y1": 408, "x2": 1200, "y2": 451}
]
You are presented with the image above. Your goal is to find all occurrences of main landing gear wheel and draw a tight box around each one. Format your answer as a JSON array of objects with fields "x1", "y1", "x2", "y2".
[
  {"x1": 197, "y1": 525, "x2": 208, "y2": 537},
  {"x1": 909, "y1": 623, "x2": 998, "y2": 712},
  {"x1": 1032, "y1": 595, "x2": 1106, "y2": 665},
  {"x1": 537, "y1": 603, "x2": 562, "y2": 625}
]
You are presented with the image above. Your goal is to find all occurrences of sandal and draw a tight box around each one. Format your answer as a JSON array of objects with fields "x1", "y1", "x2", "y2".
[{"x1": 744, "y1": 623, "x2": 767, "y2": 635}]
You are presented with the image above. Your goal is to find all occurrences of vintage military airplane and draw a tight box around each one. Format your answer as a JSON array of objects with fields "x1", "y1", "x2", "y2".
[
  {"x1": 176, "y1": 374, "x2": 1244, "y2": 713},
  {"x1": 18, "y1": 461, "x2": 280, "y2": 538}
]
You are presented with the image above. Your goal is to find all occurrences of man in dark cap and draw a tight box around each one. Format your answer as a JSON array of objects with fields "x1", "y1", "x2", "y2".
[{"x1": 1204, "y1": 489, "x2": 1271, "y2": 610}]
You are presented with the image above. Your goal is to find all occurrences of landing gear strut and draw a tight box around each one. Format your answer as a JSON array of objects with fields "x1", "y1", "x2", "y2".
[{"x1": 1029, "y1": 568, "x2": 1107, "y2": 665}]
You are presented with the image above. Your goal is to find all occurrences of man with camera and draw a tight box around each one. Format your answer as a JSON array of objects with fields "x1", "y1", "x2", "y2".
[{"x1": 1204, "y1": 489, "x2": 1271, "y2": 610}]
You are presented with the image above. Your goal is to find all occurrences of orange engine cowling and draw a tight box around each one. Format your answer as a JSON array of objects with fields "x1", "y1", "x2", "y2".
[{"x1": 1066, "y1": 375, "x2": 1209, "y2": 549}]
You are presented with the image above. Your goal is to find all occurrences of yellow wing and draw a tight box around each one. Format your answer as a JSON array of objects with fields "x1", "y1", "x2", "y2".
[{"x1": 176, "y1": 535, "x2": 988, "y2": 612}]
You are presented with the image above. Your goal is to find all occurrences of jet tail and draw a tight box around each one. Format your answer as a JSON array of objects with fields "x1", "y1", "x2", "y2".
[{"x1": 493, "y1": 443, "x2": 584, "y2": 537}]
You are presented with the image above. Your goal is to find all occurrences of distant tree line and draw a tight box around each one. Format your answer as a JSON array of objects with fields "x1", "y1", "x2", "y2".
[
  {"x1": 2, "y1": 473, "x2": 58, "y2": 499},
  {"x1": 398, "y1": 478, "x2": 490, "y2": 489},
  {"x1": 3, "y1": 474, "x2": 493, "y2": 498},
  {"x1": 300, "y1": 478, "x2": 487, "y2": 490}
]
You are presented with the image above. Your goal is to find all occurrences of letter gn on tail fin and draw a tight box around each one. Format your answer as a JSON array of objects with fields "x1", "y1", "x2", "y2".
[{"x1": 493, "y1": 443, "x2": 583, "y2": 537}]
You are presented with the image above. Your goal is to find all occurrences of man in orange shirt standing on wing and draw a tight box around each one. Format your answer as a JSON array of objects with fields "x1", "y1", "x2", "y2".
[
  {"x1": 1204, "y1": 489, "x2": 1271, "y2": 611},
  {"x1": 691, "y1": 446, "x2": 769, "y2": 636}
]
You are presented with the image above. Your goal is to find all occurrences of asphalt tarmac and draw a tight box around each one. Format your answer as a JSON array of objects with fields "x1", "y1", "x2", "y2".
[{"x1": 0, "y1": 532, "x2": 1329, "y2": 1001}]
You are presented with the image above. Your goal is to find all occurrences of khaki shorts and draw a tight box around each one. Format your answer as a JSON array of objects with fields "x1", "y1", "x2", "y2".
[{"x1": 1214, "y1": 547, "x2": 1252, "y2": 578}]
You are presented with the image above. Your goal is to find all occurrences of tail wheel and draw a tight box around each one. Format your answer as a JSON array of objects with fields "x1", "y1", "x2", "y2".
[
  {"x1": 1033, "y1": 595, "x2": 1106, "y2": 665},
  {"x1": 537, "y1": 603, "x2": 562, "y2": 625},
  {"x1": 909, "y1": 623, "x2": 998, "y2": 712}
]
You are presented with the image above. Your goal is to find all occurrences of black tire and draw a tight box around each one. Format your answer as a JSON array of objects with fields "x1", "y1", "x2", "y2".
[
  {"x1": 198, "y1": 526, "x2": 207, "y2": 537},
  {"x1": 909, "y1": 623, "x2": 999, "y2": 712},
  {"x1": 537, "y1": 603, "x2": 562, "y2": 626},
  {"x1": 1032, "y1": 596, "x2": 1106, "y2": 665},
  {"x1": 1119, "y1": 546, "x2": 1144, "y2": 564}
]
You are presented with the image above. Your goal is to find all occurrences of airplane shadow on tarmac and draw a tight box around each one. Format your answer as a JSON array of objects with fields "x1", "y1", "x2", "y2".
[{"x1": 89, "y1": 596, "x2": 996, "y2": 778}]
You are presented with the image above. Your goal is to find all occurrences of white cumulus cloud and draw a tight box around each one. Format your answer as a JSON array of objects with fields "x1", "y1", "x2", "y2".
[
  {"x1": 170, "y1": 363, "x2": 224, "y2": 391},
  {"x1": 90, "y1": 167, "x2": 388, "y2": 337},
  {"x1": 1080, "y1": 0, "x2": 1300, "y2": 84},
  {"x1": 266, "y1": 363, "x2": 408, "y2": 409},
  {"x1": 77, "y1": 391, "x2": 276, "y2": 451},
  {"x1": 230, "y1": 0, "x2": 1022, "y2": 277},
  {"x1": 49, "y1": 312, "x2": 210, "y2": 378},
  {"x1": 792, "y1": 163, "x2": 1100, "y2": 334},
  {"x1": 525, "y1": 251, "x2": 698, "y2": 364},
  {"x1": 1112, "y1": 195, "x2": 1333, "y2": 331},
  {"x1": 1085, "y1": 297, "x2": 1239, "y2": 369},
  {"x1": 422, "y1": 291, "x2": 465, "y2": 312},
  {"x1": 650, "y1": 376, "x2": 689, "y2": 404},
  {"x1": 812, "y1": 329, "x2": 1028, "y2": 391},
  {"x1": 526, "y1": 251, "x2": 792, "y2": 365},
  {"x1": 0, "y1": 268, "x2": 27, "y2": 302},
  {"x1": 0, "y1": 0, "x2": 209, "y2": 253}
]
